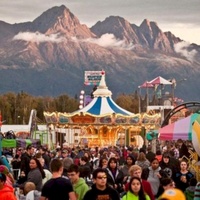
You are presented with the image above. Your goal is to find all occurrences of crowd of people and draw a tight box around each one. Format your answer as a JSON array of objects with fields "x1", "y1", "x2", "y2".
[{"x1": 0, "y1": 138, "x2": 200, "y2": 199}]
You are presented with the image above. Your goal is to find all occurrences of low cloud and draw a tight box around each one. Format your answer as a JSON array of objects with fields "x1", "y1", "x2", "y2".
[
  {"x1": 13, "y1": 32, "x2": 65, "y2": 43},
  {"x1": 73, "y1": 33, "x2": 134, "y2": 50},
  {"x1": 174, "y1": 41, "x2": 197, "y2": 62},
  {"x1": 13, "y1": 32, "x2": 134, "y2": 50}
]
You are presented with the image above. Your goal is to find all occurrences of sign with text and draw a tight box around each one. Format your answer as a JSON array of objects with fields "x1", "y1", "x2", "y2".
[{"x1": 84, "y1": 71, "x2": 103, "y2": 85}]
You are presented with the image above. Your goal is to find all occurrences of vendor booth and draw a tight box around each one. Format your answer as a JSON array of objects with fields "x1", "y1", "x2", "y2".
[{"x1": 44, "y1": 72, "x2": 161, "y2": 148}]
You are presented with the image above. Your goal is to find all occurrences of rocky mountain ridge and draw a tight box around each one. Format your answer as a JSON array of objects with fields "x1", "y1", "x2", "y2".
[{"x1": 0, "y1": 5, "x2": 199, "y2": 101}]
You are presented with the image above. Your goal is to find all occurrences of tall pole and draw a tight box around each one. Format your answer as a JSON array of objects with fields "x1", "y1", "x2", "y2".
[
  {"x1": 146, "y1": 87, "x2": 149, "y2": 112},
  {"x1": 138, "y1": 86, "x2": 141, "y2": 113},
  {"x1": 171, "y1": 78, "x2": 176, "y2": 106},
  {"x1": 172, "y1": 84, "x2": 175, "y2": 106}
]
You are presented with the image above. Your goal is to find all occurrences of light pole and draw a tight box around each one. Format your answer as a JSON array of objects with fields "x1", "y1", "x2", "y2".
[{"x1": 79, "y1": 90, "x2": 85, "y2": 109}]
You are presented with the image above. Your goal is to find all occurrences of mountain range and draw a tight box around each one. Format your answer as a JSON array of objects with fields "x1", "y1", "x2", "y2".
[{"x1": 0, "y1": 5, "x2": 200, "y2": 101}]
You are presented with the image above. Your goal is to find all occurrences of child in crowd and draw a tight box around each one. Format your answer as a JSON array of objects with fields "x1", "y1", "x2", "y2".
[
  {"x1": 18, "y1": 182, "x2": 41, "y2": 200},
  {"x1": 184, "y1": 177, "x2": 197, "y2": 200}
]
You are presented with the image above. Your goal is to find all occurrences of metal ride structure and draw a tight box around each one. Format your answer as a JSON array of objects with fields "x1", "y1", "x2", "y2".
[{"x1": 161, "y1": 102, "x2": 200, "y2": 127}]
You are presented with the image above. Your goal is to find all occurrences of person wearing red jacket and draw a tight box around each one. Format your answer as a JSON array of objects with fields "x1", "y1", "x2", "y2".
[
  {"x1": 124, "y1": 165, "x2": 154, "y2": 200},
  {"x1": 0, "y1": 173, "x2": 16, "y2": 200}
]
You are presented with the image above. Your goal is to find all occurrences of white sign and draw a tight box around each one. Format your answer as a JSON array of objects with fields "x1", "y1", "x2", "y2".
[{"x1": 84, "y1": 71, "x2": 103, "y2": 85}]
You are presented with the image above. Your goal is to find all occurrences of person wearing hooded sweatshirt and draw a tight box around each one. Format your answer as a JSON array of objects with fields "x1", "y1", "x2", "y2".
[
  {"x1": 121, "y1": 155, "x2": 135, "y2": 178},
  {"x1": 67, "y1": 164, "x2": 89, "y2": 200},
  {"x1": 142, "y1": 158, "x2": 167, "y2": 198},
  {"x1": 105, "y1": 157, "x2": 124, "y2": 193},
  {"x1": 0, "y1": 173, "x2": 16, "y2": 200},
  {"x1": 159, "y1": 153, "x2": 175, "y2": 180},
  {"x1": 83, "y1": 168, "x2": 120, "y2": 200}
]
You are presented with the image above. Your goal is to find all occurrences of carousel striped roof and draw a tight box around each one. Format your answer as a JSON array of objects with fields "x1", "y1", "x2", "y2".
[{"x1": 73, "y1": 72, "x2": 134, "y2": 116}]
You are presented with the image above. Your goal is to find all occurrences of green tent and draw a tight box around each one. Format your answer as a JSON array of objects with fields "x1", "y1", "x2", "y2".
[
  {"x1": 0, "y1": 138, "x2": 41, "y2": 156},
  {"x1": 0, "y1": 138, "x2": 41, "y2": 148}
]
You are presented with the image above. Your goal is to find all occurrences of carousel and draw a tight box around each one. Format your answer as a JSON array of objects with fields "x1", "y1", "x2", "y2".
[{"x1": 44, "y1": 72, "x2": 161, "y2": 148}]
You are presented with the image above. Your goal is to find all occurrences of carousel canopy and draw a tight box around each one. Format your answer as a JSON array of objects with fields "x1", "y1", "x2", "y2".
[
  {"x1": 73, "y1": 71, "x2": 134, "y2": 116},
  {"x1": 77, "y1": 96, "x2": 133, "y2": 115}
]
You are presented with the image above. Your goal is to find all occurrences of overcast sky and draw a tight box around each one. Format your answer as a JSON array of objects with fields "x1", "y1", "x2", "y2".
[{"x1": 0, "y1": 0, "x2": 199, "y2": 44}]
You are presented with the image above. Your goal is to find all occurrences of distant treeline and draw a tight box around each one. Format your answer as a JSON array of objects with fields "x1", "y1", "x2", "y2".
[
  {"x1": 0, "y1": 91, "x2": 79, "y2": 124},
  {"x1": 0, "y1": 91, "x2": 140, "y2": 125}
]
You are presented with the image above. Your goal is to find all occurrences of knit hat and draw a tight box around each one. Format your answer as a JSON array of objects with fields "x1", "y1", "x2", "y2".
[
  {"x1": 159, "y1": 188, "x2": 186, "y2": 200},
  {"x1": 0, "y1": 165, "x2": 9, "y2": 175}
]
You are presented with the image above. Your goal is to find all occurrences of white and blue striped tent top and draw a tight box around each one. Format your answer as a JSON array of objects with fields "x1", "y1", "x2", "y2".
[
  {"x1": 73, "y1": 72, "x2": 134, "y2": 116},
  {"x1": 78, "y1": 96, "x2": 133, "y2": 115}
]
